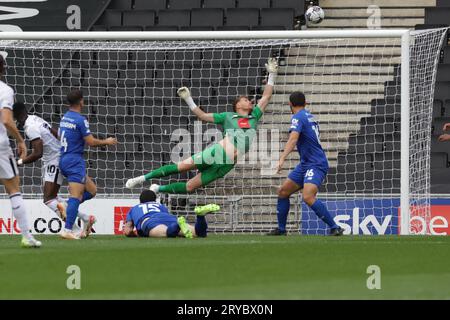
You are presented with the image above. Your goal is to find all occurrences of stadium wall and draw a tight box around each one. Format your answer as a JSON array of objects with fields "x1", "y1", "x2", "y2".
[{"x1": 0, "y1": 198, "x2": 449, "y2": 236}]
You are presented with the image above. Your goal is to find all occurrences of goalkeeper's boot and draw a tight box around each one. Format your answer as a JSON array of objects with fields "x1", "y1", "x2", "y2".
[
  {"x1": 125, "y1": 175, "x2": 146, "y2": 189},
  {"x1": 56, "y1": 201, "x2": 67, "y2": 221},
  {"x1": 61, "y1": 229, "x2": 80, "y2": 240},
  {"x1": 177, "y1": 216, "x2": 193, "y2": 239},
  {"x1": 21, "y1": 236, "x2": 42, "y2": 248},
  {"x1": 150, "y1": 184, "x2": 160, "y2": 193},
  {"x1": 79, "y1": 215, "x2": 97, "y2": 239},
  {"x1": 329, "y1": 227, "x2": 344, "y2": 236},
  {"x1": 194, "y1": 204, "x2": 220, "y2": 216},
  {"x1": 266, "y1": 228, "x2": 287, "y2": 236}
]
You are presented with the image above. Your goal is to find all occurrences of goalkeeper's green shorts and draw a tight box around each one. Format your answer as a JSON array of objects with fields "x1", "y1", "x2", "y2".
[{"x1": 192, "y1": 144, "x2": 235, "y2": 186}]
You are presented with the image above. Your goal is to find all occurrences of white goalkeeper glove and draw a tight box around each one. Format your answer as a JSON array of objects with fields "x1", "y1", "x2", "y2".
[
  {"x1": 265, "y1": 57, "x2": 279, "y2": 86},
  {"x1": 177, "y1": 86, "x2": 198, "y2": 111}
]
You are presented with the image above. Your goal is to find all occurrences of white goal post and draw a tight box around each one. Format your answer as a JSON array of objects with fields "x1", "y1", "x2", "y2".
[{"x1": 0, "y1": 29, "x2": 447, "y2": 235}]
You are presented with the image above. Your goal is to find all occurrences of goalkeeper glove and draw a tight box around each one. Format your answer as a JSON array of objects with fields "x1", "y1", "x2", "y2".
[
  {"x1": 177, "y1": 87, "x2": 198, "y2": 111},
  {"x1": 265, "y1": 57, "x2": 279, "y2": 86}
]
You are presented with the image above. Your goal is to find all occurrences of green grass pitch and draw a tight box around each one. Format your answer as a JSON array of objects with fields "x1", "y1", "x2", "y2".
[{"x1": 1, "y1": 235, "x2": 449, "y2": 299}]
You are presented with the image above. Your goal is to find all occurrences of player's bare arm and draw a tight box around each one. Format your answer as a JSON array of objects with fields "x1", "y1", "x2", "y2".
[
  {"x1": 277, "y1": 131, "x2": 300, "y2": 173},
  {"x1": 257, "y1": 57, "x2": 279, "y2": 113},
  {"x1": 84, "y1": 134, "x2": 117, "y2": 147},
  {"x1": 1, "y1": 108, "x2": 26, "y2": 159},
  {"x1": 177, "y1": 86, "x2": 215, "y2": 123},
  {"x1": 20, "y1": 138, "x2": 43, "y2": 164},
  {"x1": 123, "y1": 221, "x2": 137, "y2": 237}
]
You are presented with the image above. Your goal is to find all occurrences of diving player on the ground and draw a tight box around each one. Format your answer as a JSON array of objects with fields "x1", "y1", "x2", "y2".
[
  {"x1": 123, "y1": 189, "x2": 220, "y2": 238},
  {"x1": 268, "y1": 92, "x2": 344, "y2": 236},
  {"x1": 13, "y1": 102, "x2": 94, "y2": 237},
  {"x1": 125, "y1": 57, "x2": 278, "y2": 194},
  {"x1": 59, "y1": 89, "x2": 117, "y2": 240}
]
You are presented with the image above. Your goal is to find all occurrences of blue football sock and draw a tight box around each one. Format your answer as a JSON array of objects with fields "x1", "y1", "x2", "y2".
[
  {"x1": 195, "y1": 215, "x2": 208, "y2": 238},
  {"x1": 65, "y1": 198, "x2": 80, "y2": 230},
  {"x1": 81, "y1": 191, "x2": 94, "y2": 203},
  {"x1": 310, "y1": 200, "x2": 338, "y2": 229},
  {"x1": 166, "y1": 223, "x2": 180, "y2": 238},
  {"x1": 276, "y1": 198, "x2": 290, "y2": 233}
]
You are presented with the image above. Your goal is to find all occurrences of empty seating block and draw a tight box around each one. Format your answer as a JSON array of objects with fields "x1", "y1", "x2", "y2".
[
  {"x1": 191, "y1": 8, "x2": 223, "y2": 28},
  {"x1": 260, "y1": 8, "x2": 294, "y2": 30},
  {"x1": 204, "y1": 0, "x2": 235, "y2": 8},
  {"x1": 425, "y1": 8, "x2": 450, "y2": 25},
  {"x1": 158, "y1": 10, "x2": 190, "y2": 27},
  {"x1": 431, "y1": 152, "x2": 449, "y2": 168},
  {"x1": 226, "y1": 8, "x2": 259, "y2": 28},
  {"x1": 109, "y1": 0, "x2": 132, "y2": 10},
  {"x1": 123, "y1": 10, "x2": 156, "y2": 27},
  {"x1": 271, "y1": 0, "x2": 306, "y2": 16},
  {"x1": 168, "y1": 0, "x2": 201, "y2": 10},
  {"x1": 237, "y1": 0, "x2": 270, "y2": 8},
  {"x1": 98, "y1": 10, "x2": 122, "y2": 27},
  {"x1": 134, "y1": 0, "x2": 167, "y2": 10}
]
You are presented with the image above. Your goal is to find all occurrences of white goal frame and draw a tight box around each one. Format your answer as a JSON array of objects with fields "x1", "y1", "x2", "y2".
[{"x1": 0, "y1": 30, "x2": 414, "y2": 235}]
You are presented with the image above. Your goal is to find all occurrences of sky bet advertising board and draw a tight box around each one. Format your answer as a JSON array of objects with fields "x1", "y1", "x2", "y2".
[{"x1": 301, "y1": 199, "x2": 450, "y2": 235}]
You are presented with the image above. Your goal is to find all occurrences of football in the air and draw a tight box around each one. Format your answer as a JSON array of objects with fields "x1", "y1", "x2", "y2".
[{"x1": 305, "y1": 6, "x2": 325, "y2": 24}]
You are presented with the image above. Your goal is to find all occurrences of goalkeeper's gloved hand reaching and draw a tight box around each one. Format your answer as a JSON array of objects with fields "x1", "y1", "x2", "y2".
[
  {"x1": 177, "y1": 86, "x2": 198, "y2": 110},
  {"x1": 265, "y1": 57, "x2": 278, "y2": 86},
  {"x1": 265, "y1": 57, "x2": 279, "y2": 74}
]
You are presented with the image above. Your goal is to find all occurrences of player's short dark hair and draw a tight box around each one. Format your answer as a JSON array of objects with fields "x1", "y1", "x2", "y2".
[
  {"x1": 0, "y1": 54, "x2": 5, "y2": 76},
  {"x1": 140, "y1": 190, "x2": 157, "y2": 203},
  {"x1": 232, "y1": 95, "x2": 248, "y2": 112},
  {"x1": 289, "y1": 92, "x2": 306, "y2": 107},
  {"x1": 67, "y1": 89, "x2": 83, "y2": 106},
  {"x1": 12, "y1": 102, "x2": 27, "y2": 119}
]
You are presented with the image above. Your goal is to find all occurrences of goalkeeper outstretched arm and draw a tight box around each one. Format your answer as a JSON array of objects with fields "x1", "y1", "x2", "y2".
[
  {"x1": 177, "y1": 87, "x2": 215, "y2": 123},
  {"x1": 257, "y1": 57, "x2": 278, "y2": 113}
]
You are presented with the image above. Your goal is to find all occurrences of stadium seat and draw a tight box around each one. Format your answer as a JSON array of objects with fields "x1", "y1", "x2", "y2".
[
  {"x1": 251, "y1": 25, "x2": 288, "y2": 30},
  {"x1": 108, "y1": 26, "x2": 143, "y2": 31},
  {"x1": 191, "y1": 8, "x2": 224, "y2": 28},
  {"x1": 145, "y1": 25, "x2": 179, "y2": 31},
  {"x1": 168, "y1": 0, "x2": 201, "y2": 10},
  {"x1": 425, "y1": 8, "x2": 450, "y2": 25},
  {"x1": 237, "y1": 0, "x2": 270, "y2": 8},
  {"x1": 444, "y1": 47, "x2": 450, "y2": 64},
  {"x1": 91, "y1": 25, "x2": 108, "y2": 31},
  {"x1": 431, "y1": 152, "x2": 449, "y2": 168},
  {"x1": 123, "y1": 10, "x2": 156, "y2": 27},
  {"x1": 204, "y1": 0, "x2": 235, "y2": 9},
  {"x1": 433, "y1": 99, "x2": 444, "y2": 119},
  {"x1": 271, "y1": 0, "x2": 306, "y2": 16},
  {"x1": 437, "y1": 64, "x2": 450, "y2": 82},
  {"x1": 180, "y1": 26, "x2": 215, "y2": 31},
  {"x1": 217, "y1": 26, "x2": 250, "y2": 30},
  {"x1": 134, "y1": 0, "x2": 167, "y2": 10},
  {"x1": 226, "y1": 8, "x2": 259, "y2": 28},
  {"x1": 109, "y1": 0, "x2": 132, "y2": 10},
  {"x1": 260, "y1": 8, "x2": 295, "y2": 30},
  {"x1": 157, "y1": 10, "x2": 190, "y2": 27},
  {"x1": 435, "y1": 81, "x2": 450, "y2": 101},
  {"x1": 97, "y1": 10, "x2": 122, "y2": 27}
]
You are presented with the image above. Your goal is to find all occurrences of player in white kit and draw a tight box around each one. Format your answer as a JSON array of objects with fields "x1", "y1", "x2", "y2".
[
  {"x1": 0, "y1": 54, "x2": 41, "y2": 247},
  {"x1": 13, "y1": 102, "x2": 95, "y2": 238}
]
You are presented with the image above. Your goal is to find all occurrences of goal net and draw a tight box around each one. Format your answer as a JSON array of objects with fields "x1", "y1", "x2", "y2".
[{"x1": 0, "y1": 29, "x2": 447, "y2": 235}]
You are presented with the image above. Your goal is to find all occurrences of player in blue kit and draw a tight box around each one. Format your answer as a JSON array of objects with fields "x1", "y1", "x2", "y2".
[
  {"x1": 268, "y1": 92, "x2": 344, "y2": 236},
  {"x1": 59, "y1": 89, "x2": 117, "y2": 240},
  {"x1": 123, "y1": 190, "x2": 220, "y2": 238}
]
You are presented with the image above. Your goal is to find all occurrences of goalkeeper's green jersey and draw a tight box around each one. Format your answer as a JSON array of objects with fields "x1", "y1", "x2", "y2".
[{"x1": 213, "y1": 105, "x2": 263, "y2": 153}]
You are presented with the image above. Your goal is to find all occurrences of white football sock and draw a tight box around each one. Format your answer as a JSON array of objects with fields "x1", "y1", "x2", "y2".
[{"x1": 10, "y1": 193, "x2": 32, "y2": 240}]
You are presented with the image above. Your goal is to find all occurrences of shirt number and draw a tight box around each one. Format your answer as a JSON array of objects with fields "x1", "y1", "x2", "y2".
[
  {"x1": 60, "y1": 131, "x2": 68, "y2": 152},
  {"x1": 139, "y1": 203, "x2": 161, "y2": 214}
]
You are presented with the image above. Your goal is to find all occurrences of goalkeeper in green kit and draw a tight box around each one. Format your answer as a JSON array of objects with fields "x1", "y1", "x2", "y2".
[{"x1": 125, "y1": 57, "x2": 278, "y2": 194}]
